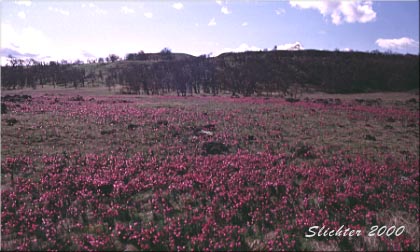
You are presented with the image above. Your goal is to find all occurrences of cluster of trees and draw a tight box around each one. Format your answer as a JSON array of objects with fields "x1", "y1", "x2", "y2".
[
  {"x1": 1, "y1": 50, "x2": 418, "y2": 95},
  {"x1": 293, "y1": 50, "x2": 419, "y2": 93},
  {"x1": 1, "y1": 56, "x2": 88, "y2": 89},
  {"x1": 115, "y1": 50, "x2": 419, "y2": 96},
  {"x1": 115, "y1": 55, "x2": 217, "y2": 96}
]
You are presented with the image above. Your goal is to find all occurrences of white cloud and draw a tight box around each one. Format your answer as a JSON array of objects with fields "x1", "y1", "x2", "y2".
[
  {"x1": 208, "y1": 17, "x2": 216, "y2": 26},
  {"x1": 1, "y1": 23, "x2": 52, "y2": 58},
  {"x1": 275, "y1": 42, "x2": 304, "y2": 50},
  {"x1": 82, "y1": 3, "x2": 107, "y2": 15},
  {"x1": 216, "y1": 43, "x2": 260, "y2": 55},
  {"x1": 242, "y1": 22, "x2": 248, "y2": 27},
  {"x1": 275, "y1": 8, "x2": 285, "y2": 15},
  {"x1": 289, "y1": 0, "x2": 376, "y2": 25},
  {"x1": 221, "y1": 6, "x2": 231, "y2": 14},
  {"x1": 82, "y1": 3, "x2": 94, "y2": 8},
  {"x1": 0, "y1": 23, "x2": 102, "y2": 63},
  {"x1": 216, "y1": 0, "x2": 223, "y2": 6},
  {"x1": 235, "y1": 43, "x2": 260, "y2": 52},
  {"x1": 15, "y1": 1, "x2": 31, "y2": 7},
  {"x1": 376, "y1": 37, "x2": 419, "y2": 50},
  {"x1": 48, "y1": 6, "x2": 70, "y2": 16},
  {"x1": 95, "y1": 8, "x2": 108, "y2": 15},
  {"x1": 121, "y1": 6, "x2": 135, "y2": 14},
  {"x1": 172, "y1": 2, "x2": 184, "y2": 10},
  {"x1": 18, "y1": 11, "x2": 26, "y2": 19},
  {"x1": 144, "y1": 12, "x2": 153, "y2": 18}
]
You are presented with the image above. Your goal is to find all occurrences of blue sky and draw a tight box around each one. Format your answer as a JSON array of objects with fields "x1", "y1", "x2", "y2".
[{"x1": 1, "y1": 0, "x2": 419, "y2": 64}]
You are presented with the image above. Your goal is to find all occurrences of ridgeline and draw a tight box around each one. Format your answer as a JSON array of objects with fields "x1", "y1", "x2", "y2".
[{"x1": 1, "y1": 50, "x2": 418, "y2": 96}]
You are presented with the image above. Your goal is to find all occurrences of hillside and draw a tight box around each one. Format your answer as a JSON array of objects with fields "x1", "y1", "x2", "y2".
[{"x1": 1, "y1": 50, "x2": 418, "y2": 96}]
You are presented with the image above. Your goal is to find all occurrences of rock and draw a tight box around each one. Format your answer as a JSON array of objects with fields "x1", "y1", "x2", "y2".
[
  {"x1": 285, "y1": 98, "x2": 300, "y2": 103},
  {"x1": 314, "y1": 98, "x2": 341, "y2": 105},
  {"x1": 384, "y1": 125, "x2": 393, "y2": 130},
  {"x1": 334, "y1": 98, "x2": 342, "y2": 105},
  {"x1": 170, "y1": 128, "x2": 180, "y2": 137},
  {"x1": 6, "y1": 118, "x2": 18, "y2": 126},
  {"x1": 193, "y1": 124, "x2": 217, "y2": 136},
  {"x1": 124, "y1": 244, "x2": 140, "y2": 252},
  {"x1": 1, "y1": 94, "x2": 32, "y2": 103},
  {"x1": 127, "y1": 124, "x2": 139, "y2": 130},
  {"x1": 155, "y1": 120, "x2": 168, "y2": 127},
  {"x1": 292, "y1": 144, "x2": 315, "y2": 159},
  {"x1": 1, "y1": 103, "x2": 7, "y2": 114},
  {"x1": 406, "y1": 98, "x2": 417, "y2": 104},
  {"x1": 386, "y1": 117, "x2": 396, "y2": 123},
  {"x1": 202, "y1": 124, "x2": 216, "y2": 131},
  {"x1": 202, "y1": 142, "x2": 229, "y2": 155},
  {"x1": 98, "y1": 183, "x2": 113, "y2": 195},
  {"x1": 199, "y1": 130, "x2": 213, "y2": 136},
  {"x1": 69, "y1": 95, "x2": 84, "y2": 101},
  {"x1": 113, "y1": 240, "x2": 125, "y2": 251},
  {"x1": 365, "y1": 134, "x2": 376, "y2": 141},
  {"x1": 100, "y1": 129, "x2": 116, "y2": 135},
  {"x1": 355, "y1": 99, "x2": 365, "y2": 104},
  {"x1": 355, "y1": 98, "x2": 381, "y2": 106}
]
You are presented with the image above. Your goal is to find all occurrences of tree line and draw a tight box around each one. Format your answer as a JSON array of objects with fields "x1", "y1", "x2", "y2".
[
  {"x1": 1, "y1": 57, "x2": 87, "y2": 90},
  {"x1": 1, "y1": 50, "x2": 418, "y2": 95}
]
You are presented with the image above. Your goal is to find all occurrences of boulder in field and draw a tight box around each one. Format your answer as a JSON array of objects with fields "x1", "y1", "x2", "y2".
[
  {"x1": 2, "y1": 94, "x2": 32, "y2": 103},
  {"x1": 202, "y1": 142, "x2": 229, "y2": 155},
  {"x1": 202, "y1": 124, "x2": 216, "y2": 131},
  {"x1": 100, "y1": 129, "x2": 116, "y2": 135},
  {"x1": 98, "y1": 183, "x2": 113, "y2": 195},
  {"x1": 69, "y1": 95, "x2": 84, "y2": 101},
  {"x1": 365, "y1": 134, "x2": 376, "y2": 141},
  {"x1": 285, "y1": 98, "x2": 300, "y2": 103},
  {"x1": 405, "y1": 98, "x2": 417, "y2": 104},
  {"x1": 154, "y1": 120, "x2": 168, "y2": 128},
  {"x1": 248, "y1": 135, "x2": 256, "y2": 141},
  {"x1": 1, "y1": 103, "x2": 7, "y2": 114},
  {"x1": 199, "y1": 130, "x2": 213, "y2": 136},
  {"x1": 6, "y1": 118, "x2": 18, "y2": 126},
  {"x1": 127, "y1": 124, "x2": 139, "y2": 130}
]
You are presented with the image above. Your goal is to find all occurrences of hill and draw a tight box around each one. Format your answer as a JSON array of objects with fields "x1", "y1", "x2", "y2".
[{"x1": 1, "y1": 50, "x2": 418, "y2": 96}]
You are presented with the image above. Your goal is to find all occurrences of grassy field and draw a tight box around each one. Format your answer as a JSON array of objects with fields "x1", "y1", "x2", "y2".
[{"x1": 1, "y1": 87, "x2": 419, "y2": 251}]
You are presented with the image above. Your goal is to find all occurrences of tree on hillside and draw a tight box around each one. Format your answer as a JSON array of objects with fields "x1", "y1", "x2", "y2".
[
  {"x1": 160, "y1": 47, "x2": 173, "y2": 60},
  {"x1": 160, "y1": 47, "x2": 171, "y2": 54},
  {"x1": 108, "y1": 54, "x2": 120, "y2": 63}
]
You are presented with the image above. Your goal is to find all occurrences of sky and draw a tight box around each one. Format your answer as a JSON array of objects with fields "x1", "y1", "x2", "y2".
[{"x1": 1, "y1": 0, "x2": 419, "y2": 64}]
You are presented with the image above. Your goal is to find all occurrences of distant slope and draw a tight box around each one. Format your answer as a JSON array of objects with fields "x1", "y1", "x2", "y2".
[
  {"x1": 1, "y1": 49, "x2": 418, "y2": 94},
  {"x1": 214, "y1": 49, "x2": 419, "y2": 93}
]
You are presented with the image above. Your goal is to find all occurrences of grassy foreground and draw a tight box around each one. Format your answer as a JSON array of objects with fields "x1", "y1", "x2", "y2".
[{"x1": 1, "y1": 88, "x2": 419, "y2": 251}]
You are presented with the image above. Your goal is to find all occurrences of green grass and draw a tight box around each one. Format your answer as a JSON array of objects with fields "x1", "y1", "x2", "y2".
[
  {"x1": 1, "y1": 88, "x2": 418, "y2": 251},
  {"x1": 1, "y1": 89, "x2": 418, "y2": 164}
]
